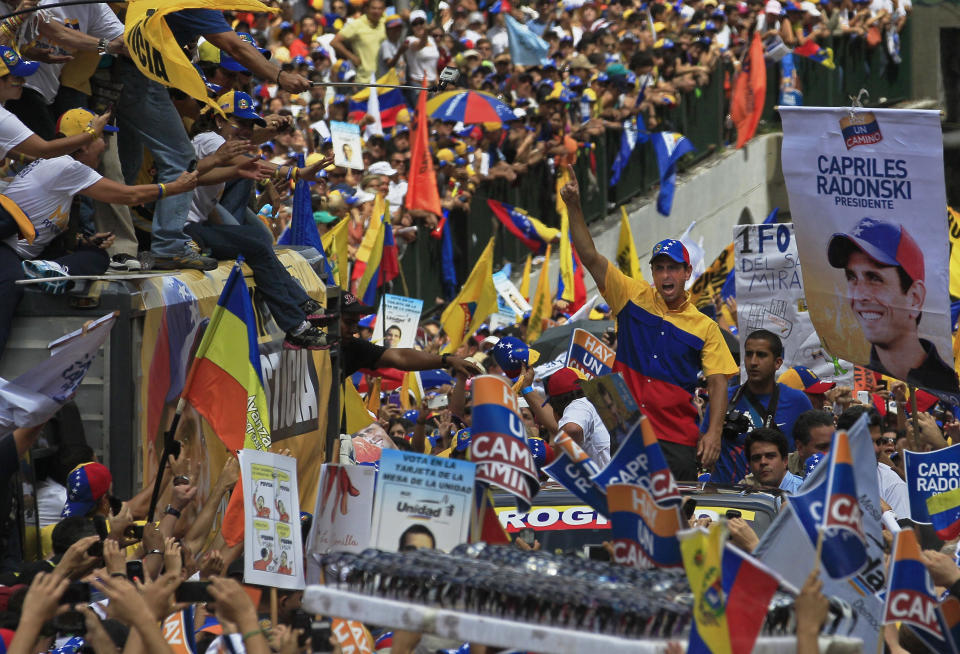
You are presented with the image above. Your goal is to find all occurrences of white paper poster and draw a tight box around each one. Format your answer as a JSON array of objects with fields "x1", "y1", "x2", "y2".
[
  {"x1": 306, "y1": 464, "x2": 375, "y2": 558},
  {"x1": 492, "y1": 270, "x2": 532, "y2": 317},
  {"x1": 781, "y1": 107, "x2": 957, "y2": 395},
  {"x1": 734, "y1": 222, "x2": 852, "y2": 386},
  {"x1": 331, "y1": 120, "x2": 364, "y2": 170},
  {"x1": 371, "y1": 449, "x2": 475, "y2": 552},
  {"x1": 372, "y1": 294, "x2": 423, "y2": 349},
  {"x1": 240, "y1": 450, "x2": 305, "y2": 590}
]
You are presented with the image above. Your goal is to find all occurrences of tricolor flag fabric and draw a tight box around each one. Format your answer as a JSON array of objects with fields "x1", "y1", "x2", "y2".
[
  {"x1": 487, "y1": 199, "x2": 560, "y2": 255},
  {"x1": 348, "y1": 70, "x2": 407, "y2": 128},
  {"x1": 381, "y1": 220, "x2": 400, "y2": 287},
  {"x1": 904, "y1": 444, "x2": 960, "y2": 540},
  {"x1": 882, "y1": 528, "x2": 949, "y2": 649},
  {"x1": 680, "y1": 523, "x2": 781, "y2": 654},
  {"x1": 793, "y1": 40, "x2": 835, "y2": 69},
  {"x1": 439, "y1": 208, "x2": 458, "y2": 301},
  {"x1": 350, "y1": 195, "x2": 388, "y2": 305},
  {"x1": 440, "y1": 238, "x2": 498, "y2": 354},
  {"x1": 652, "y1": 131, "x2": 695, "y2": 216},
  {"x1": 787, "y1": 430, "x2": 868, "y2": 579},
  {"x1": 556, "y1": 167, "x2": 587, "y2": 311},
  {"x1": 182, "y1": 260, "x2": 271, "y2": 545}
]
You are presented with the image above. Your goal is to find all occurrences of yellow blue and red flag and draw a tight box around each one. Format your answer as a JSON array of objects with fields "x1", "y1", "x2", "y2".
[
  {"x1": 787, "y1": 430, "x2": 869, "y2": 579},
  {"x1": 351, "y1": 195, "x2": 387, "y2": 305},
  {"x1": 793, "y1": 41, "x2": 835, "y2": 69},
  {"x1": 487, "y1": 198, "x2": 559, "y2": 255},
  {"x1": 348, "y1": 70, "x2": 408, "y2": 128}
]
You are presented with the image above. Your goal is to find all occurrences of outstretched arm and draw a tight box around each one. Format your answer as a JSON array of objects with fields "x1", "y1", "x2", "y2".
[{"x1": 559, "y1": 164, "x2": 609, "y2": 291}]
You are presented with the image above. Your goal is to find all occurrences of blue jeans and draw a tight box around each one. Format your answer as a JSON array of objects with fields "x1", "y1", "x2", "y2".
[{"x1": 114, "y1": 58, "x2": 194, "y2": 258}]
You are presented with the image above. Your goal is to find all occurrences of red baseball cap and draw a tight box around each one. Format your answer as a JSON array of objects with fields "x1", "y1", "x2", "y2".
[{"x1": 542, "y1": 367, "x2": 584, "y2": 406}]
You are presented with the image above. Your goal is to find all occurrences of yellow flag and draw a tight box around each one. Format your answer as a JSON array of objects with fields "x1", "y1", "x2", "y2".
[
  {"x1": 948, "y1": 207, "x2": 960, "y2": 298},
  {"x1": 617, "y1": 207, "x2": 642, "y2": 279},
  {"x1": 526, "y1": 243, "x2": 553, "y2": 343},
  {"x1": 556, "y1": 168, "x2": 575, "y2": 303},
  {"x1": 351, "y1": 69, "x2": 400, "y2": 101},
  {"x1": 679, "y1": 523, "x2": 732, "y2": 654},
  {"x1": 400, "y1": 370, "x2": 422, "y2": 410},
  {"x1": 342, "y1": 380, "x2": 375, "y2": 434},
  {"x1": 519, "y1": 254, "x2": 532, "y2": 302},
  {"x1": 365, "y1": 376, "x2": 381, "y2": 415},
  {"x1": 123, "y1": 0, "x2": 276, "y2": 115},
  {"x1": 321, "y1": 218, "x2": 350, "y2": 288},
  {"x1": 688, "y1": 242, "x2": 735, "y2": 309},
  {"x1": 440, "y1": 238, "x2": 498, "y2": 354}
]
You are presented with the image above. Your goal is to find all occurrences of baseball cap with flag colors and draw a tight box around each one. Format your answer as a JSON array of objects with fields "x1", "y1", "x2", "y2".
[
  {"x1": 0, "y1": 46, "x2": 37, "y2": 77},
  {"x1": 61, "y1": 462, "x2": 112, "y2": 518},
  {"x1": 778, "y1": 365, "x2": 836, "y2": 393},
  {"x1": 491, "y1": 336, "x2": 540, "y2": 379},
  {"x1": 216, "y1": 91, "x2": 267, "y2": 126},
  {"x1": 57, "y1": 108, "x2": 119, "y2": 137},
  {"x1": 651, "y1": 238, "x2": 690, "y2": 265},
  {"x1": 827, "y1": 217, "x2": 924, "y2": 283}
]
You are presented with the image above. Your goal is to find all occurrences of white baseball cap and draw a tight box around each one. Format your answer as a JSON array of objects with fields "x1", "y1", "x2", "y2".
[
  {"x1": 800, "y1": 1, "x2": 821, "y2": 14},
  {"x1": 368, "y1": 161, "x2": 398, "y2": 176},
  {"x1": 765, "y1": 0, "x2": 782, "y2": 12}
]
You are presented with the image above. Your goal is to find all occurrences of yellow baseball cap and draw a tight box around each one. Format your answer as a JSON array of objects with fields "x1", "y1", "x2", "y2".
[{"x1": 56, "y1": 108, "x2": 118, "y2": 137}]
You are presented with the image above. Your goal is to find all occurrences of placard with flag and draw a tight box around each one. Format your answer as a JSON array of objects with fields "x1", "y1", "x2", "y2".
[
  {"x1": 786, "y1": 430, "x2": 868, "y2": 579},
  {"x1": 904, "y1": 444, "x2": 960, "y2": 540},
  {"x1": 487, "y1": 199, "x2": 559, "y2": 255},
  {"x1": 882, "y1": 528, "x2": 949, "y2": 647},
  {"x1": 542, "y1": 448, "x2": 608, "y2": 518},
  {"x1": 652, "y1": 131, "x2": 695, "y2": 217}
]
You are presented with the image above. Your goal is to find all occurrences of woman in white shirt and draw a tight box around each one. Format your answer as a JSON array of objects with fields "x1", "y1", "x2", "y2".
[{"x1": 404, "y1": 10, "x2": 439, "y2": 100}]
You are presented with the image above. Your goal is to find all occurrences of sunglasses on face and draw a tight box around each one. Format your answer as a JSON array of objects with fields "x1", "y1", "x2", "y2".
[{"x1": 874, "y1": 437, "x2": 896, "y2": 446}]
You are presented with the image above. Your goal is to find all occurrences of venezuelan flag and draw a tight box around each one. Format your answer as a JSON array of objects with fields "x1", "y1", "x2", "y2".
[
  {"x1": 793, "y1": 41, "x2": 835, "y2": 69},
  {"x1": 927, "y1": 487, "x2": 960, "y2": 541},
  {"x1": 381, "y1": 221, "x2": 400, "y2": 287},
  {"x1": 183, "y1": 260, "x2": 270, "y2": 453},
  {"x1": 351, "y1": 195, "x2": 387, "y2": 305},
  {"x1": 349, "y1": 70, "x2": 407, "y2": 128},
  {"x1": 883, "y1": 528, "x2": 949, "y2": 645},
  {"x1": 487, "y1": 198, "x2": 559, "y2": 255}
]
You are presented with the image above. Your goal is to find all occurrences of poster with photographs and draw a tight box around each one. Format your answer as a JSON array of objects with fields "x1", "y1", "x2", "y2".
[
  {"x1": 240, "y1": 450, "x2": 304, "y2": 590},
  {"x1": 331, "y1": 120, "x2": 364, "y2": 170},
  {"x1": 372, "y1": 294, "x2": 423, "y2": 349}
]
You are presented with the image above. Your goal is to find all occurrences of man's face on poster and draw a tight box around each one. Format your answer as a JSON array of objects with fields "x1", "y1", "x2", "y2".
[
  {"x1": 384, "y1": 326, "x2": 401, "y2": 348},
  {"x1": 843, "y1": 250, "x2": 925, "y2": 348}
]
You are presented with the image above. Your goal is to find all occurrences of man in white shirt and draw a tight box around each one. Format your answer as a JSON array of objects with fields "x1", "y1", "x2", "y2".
[
  {"x1": 539, "y1": 367, "x2": 612, "y2": 466},
  {"x1": 836, "y1": 406, "x2": 910, "y2": 519}
]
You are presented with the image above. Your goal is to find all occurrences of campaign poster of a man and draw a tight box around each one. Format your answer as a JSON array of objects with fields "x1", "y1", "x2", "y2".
[
  {"x1": 827, "y1": 216, "x2": 959, "y2": 393},
  {"x1": 384, "y1": 325, "x2": 402, "y2": 349}
]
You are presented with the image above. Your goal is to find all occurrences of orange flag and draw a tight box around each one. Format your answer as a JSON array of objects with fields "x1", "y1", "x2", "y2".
[
  {"x1": 731, "y1": 33, "x2": 766, "y2": 149},
  {"x1": 404, "y1": 88, "x2": 442, "y2": 218}
]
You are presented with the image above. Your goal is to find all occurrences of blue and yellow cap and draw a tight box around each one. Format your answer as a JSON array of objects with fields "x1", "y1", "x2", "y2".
[
  {"x1": 216, "y1": 91, "x2": 267, "y2": 126},
  {"x1": 0, "y1": 46, "x2": 37, "y2": 78}
]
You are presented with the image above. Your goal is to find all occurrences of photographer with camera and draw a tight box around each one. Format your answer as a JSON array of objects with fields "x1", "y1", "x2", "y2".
[{"x1": 702, "y1": 330, "x2": 813, "y2": 484}]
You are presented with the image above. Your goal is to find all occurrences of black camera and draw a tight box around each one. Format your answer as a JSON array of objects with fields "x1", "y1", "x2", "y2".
[{"x1": 721, "y1": 409, "x2": 752, "y2": 441}]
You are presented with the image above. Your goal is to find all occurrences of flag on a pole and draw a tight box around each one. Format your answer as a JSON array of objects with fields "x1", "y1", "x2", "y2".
[
  {"x1": 609, "y1": 91, "x2": 650, "y2": 187},
  {"x1": 440, "y1": 238, "x2": 498, "y2": 354},
  {"x1": 405, "y1": 88, "x2": 442, "y2": 218},
  {"x1": 348, "y1": 70, "x2": 407, "y2": 128},
  {"x1": 182, "y1": 260, "x2": 271, "y2": 546},
  {"x1": 526, "y1": 243, "x2": 552, "y2": 342},
  {"x1": 731, "y1": 32, "x2": 767, "y2": 149},
  {"x1": 321, "y1": 216, "x2": 350, "y2": 289},
  {"x1": 277, "y1": 154, "x2": 335, "y2": 281},
  {"x1": 519, "y1": 254, "x2": 532, "y2": 301},
  {"x1": 616, "y1": 207, "x2": 642, "y2": 279},
  {"x1": 381, "y1": 220, "x2": 400, "y2": 287},
  {"x1": 351, "y1": 195, "x2": 387, "y2": 304},
  {"x1": 652, "y1": 131, "x2": 695, "y2": 216},
  {"x1": 487, "y1": 199, "x2": 559, "y2": 255}
]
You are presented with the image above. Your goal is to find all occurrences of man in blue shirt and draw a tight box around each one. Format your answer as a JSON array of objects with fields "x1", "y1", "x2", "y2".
[
  {"x1": 744, "y1": 427, "x2": 804, "y2": 494},
  {"x1": 114, "y1": 10, "x2": 311, "y2": 270},
  {"x1": 702, "y1": 329, "x2": 813, "y2": 483}
]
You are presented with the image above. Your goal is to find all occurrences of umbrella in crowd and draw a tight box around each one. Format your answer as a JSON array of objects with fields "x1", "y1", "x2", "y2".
[{"x1": 428, "y1": 90, "x2": 516, "y2": 125}]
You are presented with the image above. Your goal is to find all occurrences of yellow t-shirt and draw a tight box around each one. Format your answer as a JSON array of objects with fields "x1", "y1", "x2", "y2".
[{"x1": 338, "y1": 15, "x2": 385, "y2": 82}]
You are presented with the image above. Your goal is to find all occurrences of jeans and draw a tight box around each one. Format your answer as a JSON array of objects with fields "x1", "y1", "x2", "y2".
[
  {"x1": 0, "y1": 243, "x2": 109, "y2": 356},
  {"x1": 113, "y1": 58, "x2": 194, "y2": 258},
  {"x1": 220, "y1": 178, "x2": 254, "y2": 222},
  {"x1": 214, "y1": 204, "x2": 274, "y2": 247},
  {"x1": 184, "y1": 222, "x2": 311, "y2": 332}
]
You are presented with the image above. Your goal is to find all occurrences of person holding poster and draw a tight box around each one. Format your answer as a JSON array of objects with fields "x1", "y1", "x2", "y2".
[
  {"x1": 559, "y1": 167, "x2": 738, "y2": 480},
  {"x1": 826, "y1": 217, "x2": 960, "y2": 392},
  {"x1": 780, "y1": 107, "x2": 958, "y2": 398}
]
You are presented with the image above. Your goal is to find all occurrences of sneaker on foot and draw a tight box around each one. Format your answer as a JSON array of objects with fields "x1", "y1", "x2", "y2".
[
  {"x1": 283, "y1": 326, "x2": 337, "y2": 350},
  {"x1": 109, "y1": 253, "x2": 142, "y2": 271},
  {"x1": 301, "y1": 299, "x2": 336, "y2": 325},
  {"x1": 22, "y1": 259, "x2": 71, "y2": 294},
  {"x1": 153, "y1": 249, "x2": 218, "y2": 271}
]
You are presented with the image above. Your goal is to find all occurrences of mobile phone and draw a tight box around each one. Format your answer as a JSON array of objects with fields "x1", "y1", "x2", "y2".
[
  {"x1": 187, "y1": 159, "x2": 197, "y2": 173},
  {"x1": 311, "y1": 619, "x2": 333, "y2": 654},
  {"x1": 291, "y1": 609, "x2": 312, "y2": 647},
  {"x1": 426, "y1": 394, "x2": 449, "y2": 410},
  {"x1": 725, "y1": 509, "x2": 742, "y2": 520},
  {"x1": 586, "y1": 545, "x2": 611, "y2": 561},
  {"x1": 175, "y1": 581, "x2": 213, "y2": 603},
  {"x1": 856, "y1": 390, "x2": 870, "y2": 404},
  {"x1": 517, "y1": 527, "x2": 535, "y2": 547},
  {"x1": 126, "y1": 560, "x2": 144, "y2": 582},
  {"x1": 60, "y1": 582, "x2": 91, "y2": 605}
]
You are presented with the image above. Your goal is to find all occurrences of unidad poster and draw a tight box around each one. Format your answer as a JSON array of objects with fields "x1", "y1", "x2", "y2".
[
  {"x1": 734, "y1": 222, "x2": 851, "y2": 386},
  {"x1": 240, "y1": 450, "x2": 305, "y2": 590},
  {"x1": 372, "y1": 294, "x2": 423, "y2": 350},
  {"x1": 371, "y1": 449, "x2": 476, "y2": 552},
  {"x1": 780, "y1": 107, "x2": 957, "y2": 395}
]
